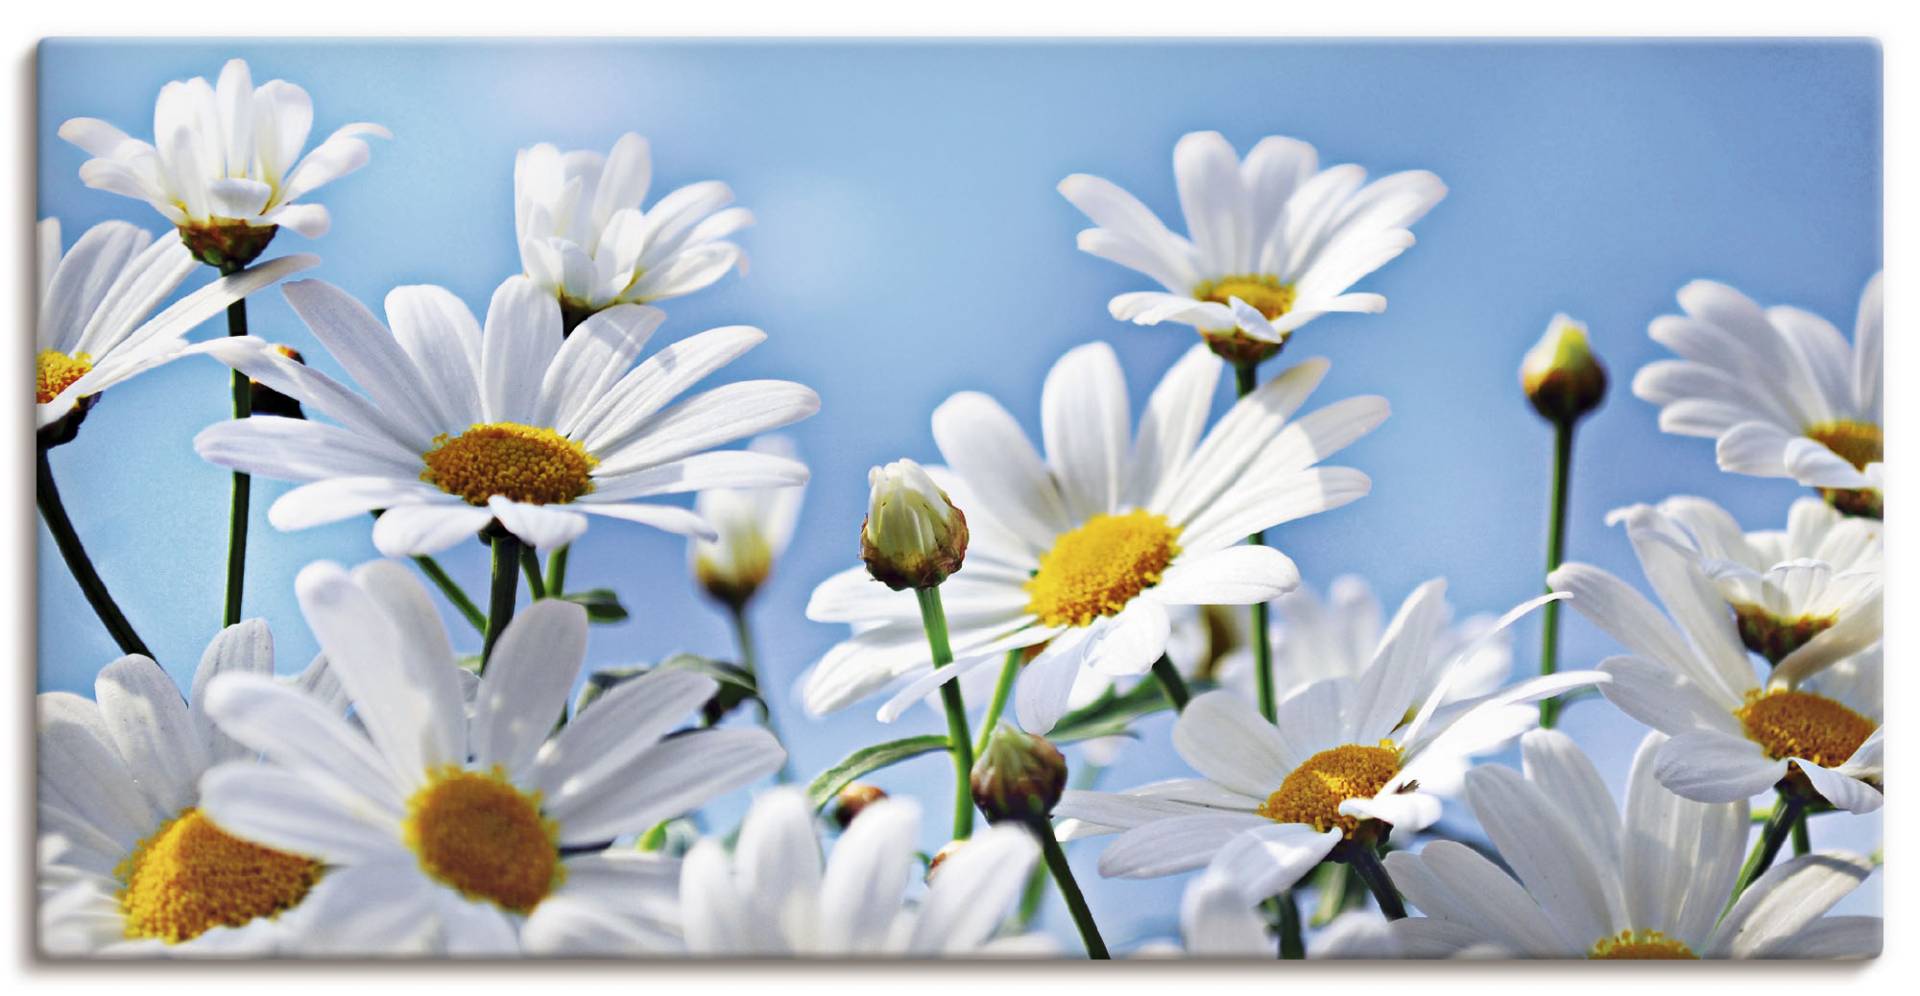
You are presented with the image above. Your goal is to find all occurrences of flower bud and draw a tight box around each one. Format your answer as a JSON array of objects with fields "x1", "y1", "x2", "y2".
[
  {"x1": 830, "y1": 783, "x2": 888, "y2": 830},
  {"x1": 1520, "y1": 315, "x2": 1607, "y2": 423},
  {"x1": 860, "y1": 459, "x2": 968, "y2": 590},
  {"x1": 970, "y1": 723, "x2": 1068, "y2": 827},
  {"x1": 248, "y1": 345, "x2": 307, "y2": 420}
]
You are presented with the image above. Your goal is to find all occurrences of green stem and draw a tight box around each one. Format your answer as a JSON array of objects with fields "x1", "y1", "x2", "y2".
[
  {"x1": 973, "y1": 648, "x2": 1023, "y2": 756},
  {"x1": 1539, "y1": 417, "x2": 1574, "y2": 728},
  {"x1": 1233, "y1": 359, "x2": 1279, "y2": 723},
  {"x1": 729, "y1": 603, "x2": 794, "y2": 784},
  {"x1": 36, "y1": 447, "x2": 152, "y2": 657},
  {"x1": 222, "y1": 296, "x2": 253, "y2": 627},
  {"x1": 1349, "y1": 844, "x2": 1407, "y2": 920},
  {"x1": 1792, "y1": 810, "x2": 1811, "y2": 856},
  {"x1": 410, "y1": 555, "x2": 487, "y2": 634},
  {"x1": 1150, "y1": 654, "x2": 1192, "y2": 711},
  {"x1": 1014, "y1": 857, "x2": 1048, "y2": 929},
  {"x1": 1728, "y1": 793, "x2": 1806, "y2": 912},
  {"x1": 519, "y1": 545, "x2": 546, "y2": 599},
  {"x1": 546, "y1": 543, "x2": 570, "y2": 595},
  {"x1": 481, "y1": 533, "x2": 522, "y2": 672},
  {"x1": 1038, "y1": 828, "x2": 1110, "y2": 959},
  {"x1": 916, "y1": 586, "x2": 974, "y2": 840},
  {"x1": 1271, "y1": 891, "x2": 1304, "y2": 959}
]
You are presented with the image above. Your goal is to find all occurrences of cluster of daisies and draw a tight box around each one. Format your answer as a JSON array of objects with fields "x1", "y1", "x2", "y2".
[{"x1": 35, "y1": 59, "x2": 1880, "y2": 961}]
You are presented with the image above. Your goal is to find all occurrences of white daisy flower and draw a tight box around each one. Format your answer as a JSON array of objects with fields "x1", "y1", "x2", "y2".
[
  {"x1": 192, "y1": 276, "x2": 818, "y2": 557},
  {"x1": 34, "y1": 218, "x2": 314, "y2": 437},
  {"x1": 37, "y1": 621, "x2": 351, "y2": 956},
  {"x1": 804, "y1": 342, "x2": 1388, "y2": 732},
  {"x1": 195, "y1": 560, "x2": 785, "y2": 954},
  {"x1": 1634, "y1": 273, "x2": 1883, "y2": 517},
  {"x1": 58, "y1": 58, "x2": 388, "y2": 264},
  {"x1": 1059, "y1": 131, "x2": 1445, "y2": 362},
  {"x1": 680, "y1": 787, "x2": 1042, "y2": 956},
  {"x1": 689, "y1": 435, "x2": 806, "y2": 608},
  {"x1": 1382, "y1": 729, "x2": 1881, "y2": 959},
  {"x1": 1609, "y1": 496, "x2": 1882, "y2": 668},
  {"x1": 516, "y1": 132, "x2": 752, "y2": 327},
  {"x1": 1051, "y1": 592, "x2": 1596, "y2": 904},
  {"x1": 1550, "y1": 516, "x2": 1883, "y2": 815}
]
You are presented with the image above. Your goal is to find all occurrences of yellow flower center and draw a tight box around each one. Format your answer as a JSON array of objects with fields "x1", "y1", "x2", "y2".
[
  {"x1": 1589, "y1": 929, "x2": 1698, "y2": 960},
  {"x1": 1195, "y1": 274, "x2": 1297, "y2": 320},
  {"x1": 1732, "y1": 604, "x2": 1837, "y2": 664},
  {"x1": 36, "y1": 350, "x2": 93, "y2": 404},
  {"x1": 1804, "y1": 420, "x2": 1883, "y2": 471},
  {"x1": 1024, "y1": 510, "x2": 1182, "y2": 628},
  {"x1": 1255, "y1": 742, "x2": 1401, "y2": 837},
  {"x1": 420, "y1": 422, "x2": 598, "y2": 507},
  {"x1": 116, "y1": 807, "x2": 321, "y2": 944},
  {"x1": 1734, "y1": 690, "x2": 1874, "y2": 769},
  {"x1": 404, "y1": 765, "x2": 563, "y2": 914}
]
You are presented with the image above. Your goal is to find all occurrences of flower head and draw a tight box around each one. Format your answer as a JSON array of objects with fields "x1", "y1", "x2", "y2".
[
  {"x1": 59, "y1": 58, "x2": 388, "y2": 266},
  {"x1": 1060, "y1": 131, "x2": 1445, "y2": 362},
  {"x1": 971, "y1": 724, "x2": 1069, "y2": 826},
  {"x1": 192, "y1": 276, "x2": 817, "y2": 557},
  {"x1": 861, "y1": 458, "x2": 969, "y2": 590},
  {"x1": 1520, "y1": 314, "x2": 1608, "y2": 423},
  {"x1": 515, "y1": 133, "x2": 752, "y2": 327},
  {"x1": 689, "y1": 435, "x2": 806, "y2": 608}
]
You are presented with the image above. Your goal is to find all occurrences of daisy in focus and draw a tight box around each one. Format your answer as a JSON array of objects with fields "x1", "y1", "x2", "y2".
[
  {"x1": 804, "y1": 342, "x2": 1388, "y2": 732},
  {"x1": 195, "y1": 561, "x2": 785, "y2": 954},
  {"x1": 680, "y1": 788, "x2": 1041, "y2": 956},
  {"x1": 1382, "y1": 729, "x2": 1881, "y2": 959},
  {"x1": 689, "y1": 435, "x2": 806, "y2": 609},
  {"x1": 1550, "y1": 509, "x2": 1883, "y2": 815},
  {"x1": 192, "y1": 276, "x2": 817, "y2": 557},
  {"x1": 1059, "y1": 131, "x2": 1445, "y2": 363},
  {"x1": 516, "y1": 133, "x2": 752, "y2": 328},
  {"x1": 35, "y1": 218, "x2": 314, "y2": 440},
  {"x1": 1052, "y1": 592, "x2": 1597, "y2": 903},
  {"x1": 37, "y1": 622, "x2": 347, "y2": 956},
  {"x1": 58, "y1": 58, "x2": 388, "y2": 269},
  {"x1": 1633, "y1": 273, "x2": 1884, "y2": 518}
]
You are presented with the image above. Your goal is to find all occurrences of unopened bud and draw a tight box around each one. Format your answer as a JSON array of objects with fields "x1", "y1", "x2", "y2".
[
  {"x1": 249, "y1": 345, "x2": 307, "y2": 419},
  {"x1": 831, "y1": 783, "x2": 888, "y2": 830},
  {"x1": 1520, "y1": 315, "x2": 1607, "y2": 423},
  {"x1": 970, "y1": 723, "x2": 1068, "y2": 826},
  {"x1": 860, "y1": 459, "x2": 968, "y2": 590}
]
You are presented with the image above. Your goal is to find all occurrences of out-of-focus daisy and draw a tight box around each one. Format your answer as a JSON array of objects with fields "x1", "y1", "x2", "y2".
[
  {"x1": 58, "y1": 58, "x2": 388, "y2": 268},
  {"x1": 1551, "y1": 519, "x2": 1883, "y2": 815},
  {"x1": 196, "y1": 561, "x2": 785, "y2": 954},
  {"x1": 1634, "y1": 274, "x2": 1883, "y2": 518},
  {"x1": 1059, "y1": 131, "x2": 1445, "y2": 363},
  {"x1": 1168, "y1": 867, "x2": 1473, "y2": 959},
  {"x1": 1611, "y1": 497, "x2": 1881, "y2": 669},
  {"x1": 1383, "y1": 729, "x2": 1881, "y2": 959},
  {"x1": 688, "y1": 435, "x2": 806, "y2": 608},
  {"x1": 37, "y1": 622, "x2": 349, "y2": 956},
  {"x1": 516, "y1": 133, "x2": 751, "y2": 328},
  {"x1": 192, "y1": 276, "x2": 817, "y2": 557},
  {"x1": 680, "y1": 788, "x2": 1041, "y2": 956},
  {"x1": 804, "y1": 342, "x2": 1387, "y2": 732},
  {"x1": 34, "y1": 218, "x2": 313, "y2": 439},
  {"x1": 1051, "y1": 593, "x2": 1596, "y2": 903}
]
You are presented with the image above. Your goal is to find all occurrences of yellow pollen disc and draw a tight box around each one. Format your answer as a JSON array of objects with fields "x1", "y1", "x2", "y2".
[
  {"x1": 1023, "y1": 510, "x2": 1182, "y2": 628},
  {"x1": 1194, "y1": 274, "x2": 1297, "y2": 320},
  {"x1": 1589, "y1": 929, "x2": 1698, "y2": 960},
  {"x1": 420, "y1": 422, "x2": 598, "y2": 507},
  {"x1": 116, "y1": 807, "x2": 320, "y2": 943},
  {"x1": 36, "y1": 350, "x2": 93, "y2": 404},
  {"x1": 1734, "y1": 689, "x2": 1874, "y2": 769},
  {"x1": 1804, "y1": 420, "x2": 1883, "y2": 471},
  {"x1": 1256, "y1": 742, "x2": 1401, "y2": 837},
  {"x1": 404, "y1": 765, "x2": 563, "y2": 914}
]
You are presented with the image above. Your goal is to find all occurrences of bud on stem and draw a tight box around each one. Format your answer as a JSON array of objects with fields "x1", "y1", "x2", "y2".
[
  {"x1": 861, "y1": 459, "x2": 968, "y2": 590},
  {"x1": 970, "y1": 723, "x2": 1068, "y2": 827},
  {"x1": 1520, "y1": 315, "x2": 1607, "y2": 424}
]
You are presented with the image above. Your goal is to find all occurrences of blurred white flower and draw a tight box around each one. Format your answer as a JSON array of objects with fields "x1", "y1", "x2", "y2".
[{"x1": 689, "y1": 435, "x2": 806, "y2": 607}]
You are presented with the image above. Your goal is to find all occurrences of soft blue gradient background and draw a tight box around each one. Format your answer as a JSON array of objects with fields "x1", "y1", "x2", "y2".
[{"x1": 37, "y1": 40, "x2": 1881, "y2": 949}]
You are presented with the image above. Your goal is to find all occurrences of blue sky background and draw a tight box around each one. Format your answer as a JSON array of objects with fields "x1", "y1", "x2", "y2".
[{"x1": 37, "y1": 40, "x2": 1881, "y2": 949}]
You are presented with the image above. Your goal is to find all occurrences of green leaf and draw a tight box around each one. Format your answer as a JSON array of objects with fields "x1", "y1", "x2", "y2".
[
  {"x1": 560, "y1": 588, "x2": 629, "y2": 623},
  {"x1": 806, "y1": 735, "x2": 951, "y2": 811},
  {"x1": 1048, "y1": 678, "x2": 1204, "y2": 744}
]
